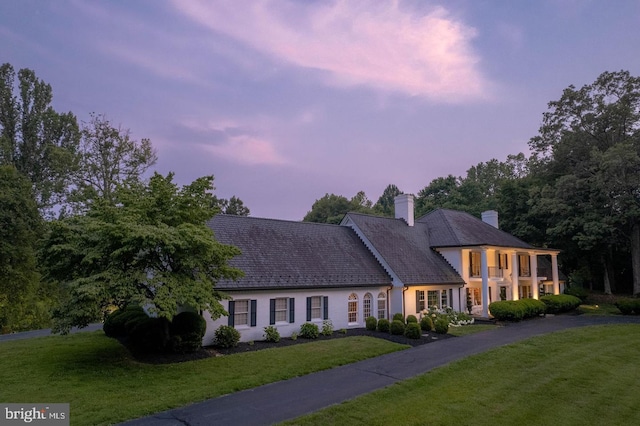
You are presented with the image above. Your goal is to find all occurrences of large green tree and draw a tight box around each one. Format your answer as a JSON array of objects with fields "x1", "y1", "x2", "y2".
[
  {"x1": 40, "y1": 173, "x2": 243, "y2": 333},
  {"x1": 303, "y1": 191, "x2": 372, "y2": 223},
  {"x1": 528, "y1": 70, "x2": 640, "y2": 295},
  {"x1": 69, "y1": 113, "x2": 157, "y2": 211},
  {"x1": 0, "y1": 165, "x2": 49, "y2": 332},
  {"x1": 372, "y1": 184, "x2": 403, "y2": 217},
  {"x1": 0, "y1": 63, "x2": 80, "y2": 216}
]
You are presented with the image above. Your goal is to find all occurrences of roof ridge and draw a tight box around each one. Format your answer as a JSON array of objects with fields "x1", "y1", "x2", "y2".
[{"x1": 210, "y1": 214, "x2": 346, "y2": 228}]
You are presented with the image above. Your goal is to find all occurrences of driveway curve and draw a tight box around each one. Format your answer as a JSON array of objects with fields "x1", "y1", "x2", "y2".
[{"x1": 121, "y1": 315, "x2": 640, "y2": 426}]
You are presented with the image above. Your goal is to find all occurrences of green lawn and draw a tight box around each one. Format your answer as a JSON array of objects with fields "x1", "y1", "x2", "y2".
[
  {"x1": 285, "y1": 324, "x2": 640, "y2": 426},
  {"x1": 577, "y1": 303, "x2": 621, "y2": 316},
  {"x1": 0, "y1": 332, "x2": 406, "y2": 425},
  {"x1": 447, "y1": 323, "x2": 498, "y2": 336}
]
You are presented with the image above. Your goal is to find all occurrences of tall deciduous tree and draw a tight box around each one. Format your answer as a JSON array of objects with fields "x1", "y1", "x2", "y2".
[
  {"x1": 303, "y1": 191, "x2": 372, "y2": 223},
  {"x1": 70, "y1": 113, "x2": 157, "y2": 210},
  {"x1": 40, "y1": 173, "x2": 243, "y2": 333},
  {"x1": 0, "y1": 63, "x2": 80, "y2": 216},
  {"x1": 528, "y1": 70, "x2": 640, "y2": 295},
  {"x1": 213, "y1": 195, "x2": 251, "y2": 216}
]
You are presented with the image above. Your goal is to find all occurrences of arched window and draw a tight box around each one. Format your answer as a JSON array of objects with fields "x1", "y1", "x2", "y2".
[
  {"x1": 363, "y1": 293, "x2": 372, "y2": 320},
  {"x1": 377, "y1": 292, "x2": 387, "y2": 319},
  {"x1": 348, "y1": 293, "x2": 358, "y2": 324}
]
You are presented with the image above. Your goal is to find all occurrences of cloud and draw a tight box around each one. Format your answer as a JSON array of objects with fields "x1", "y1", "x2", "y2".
[
  {"x1": 171, "y1": 0, "x2": 490, "y2": 102},
  {"x1": 180, "y1": 119, "x2": 288, "y2": 166}
]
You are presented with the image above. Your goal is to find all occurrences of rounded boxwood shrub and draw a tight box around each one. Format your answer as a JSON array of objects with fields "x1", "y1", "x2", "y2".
[
  {"x1": 214, "y1": 325, "x2": 241, "y2": 348},
  {"x1": 434, "y1": 317, "x2": 449, "y2": 334},
  {"x1": 489, "y1": 299, "x2": 546, "y2": 321},
  {"x1": 299, "y1": 322, "x2": 319, "y2": 339},
  {"x1": 263, "y1": 325, "x2": 280, "y2": 342},
  {"x1": 615, "y1": 298, "x2": 640, "y2": 315},
  {"x1": 103, "y1": 305, "x2": 145, "y2": 338},
  {"x1": 420, "y1": 316, "x2": 433, "y2": 332},
  {"x1": 365, "y1": 316, "x2": 377, "y2": 331},
  {"x1": 392, "y1": 313, "x2": 405, "y2": 323},
  {"x1": 406, "y1": 315, "x2": 418, "y2": 324},
  {"x1": 128, "y1": 316, "x2": 170, "y2": 353},
  {"x1": 169, "y1": 311, "x2": 206, "y2": 353},
  {"x1": 404, "y1": 322, "x2": 421, "y2": 339},
  {"x1": 390, "y1": 319, "x2": 405, "y2": 335},
  {"x1": 377, "y1": 318, "x2": 390, "y2": 332}
]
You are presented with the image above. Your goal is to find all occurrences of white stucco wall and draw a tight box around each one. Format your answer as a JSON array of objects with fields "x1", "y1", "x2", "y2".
[{"x1": 204, "y1": 287, "x2": 391, "y2": 343}]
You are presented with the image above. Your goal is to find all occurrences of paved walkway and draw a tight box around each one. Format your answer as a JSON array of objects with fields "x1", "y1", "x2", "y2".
[
  {"x1": 121, "y1": 315, "x2": 640, "y2": 426},
  {"x1": 0, "y1": 323, "x2": 103, "y2": 342}
]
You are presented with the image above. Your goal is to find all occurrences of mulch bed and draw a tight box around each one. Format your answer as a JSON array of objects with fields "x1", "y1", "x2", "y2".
[{"x1": 132, "y1": 328, "x2": 455, "y2": 364}]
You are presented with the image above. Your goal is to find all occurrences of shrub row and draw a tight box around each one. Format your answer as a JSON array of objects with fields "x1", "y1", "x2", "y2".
[
  {"x1": 539, "y1": 294, "x2": 582, "y2": 314},
  {"x1": 489, "y1": 299, "x2": 546, "y2": 321},
  {"x1": 615, "y1": 298, "x2": 640, "y2": 315},
  {"x1": 103, "y1": 307, "x2": 206, "y2": 354}
]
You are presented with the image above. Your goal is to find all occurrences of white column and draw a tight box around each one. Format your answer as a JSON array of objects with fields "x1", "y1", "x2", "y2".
[
  {"x1": 481, "y1": 248, "x2": 489, "y2": 317},
  {"x1": 531, "y1": 253, "x2": 539, "y2": 299},
  {"x1": 552, "y1": 254, "x2": 560, "y2": 295},
  {"x1": 511, "y1": 252, "x2": 519, "y2": 301}
]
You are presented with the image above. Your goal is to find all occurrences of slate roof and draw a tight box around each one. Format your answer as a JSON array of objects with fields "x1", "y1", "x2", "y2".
[
  {"x1": 344, "y1": 213, "x2": 465, "y2": 286},
  {"x1": 417, "y1": 209, "x2": 534, "y2": 249},
  {"x1": 207, "y1": 215, "x2": 392, "y2": 290}
]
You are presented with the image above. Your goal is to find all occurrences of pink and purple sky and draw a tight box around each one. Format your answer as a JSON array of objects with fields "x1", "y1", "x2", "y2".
[{"x1": 3, "y1": 0, "x2": 640, "y2": 220}]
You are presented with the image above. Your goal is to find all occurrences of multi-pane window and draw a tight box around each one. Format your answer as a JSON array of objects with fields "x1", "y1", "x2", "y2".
[
  {"x1": 348, "y1": 293, "x2": 358, "y2": 323},
  {"x1": 427, "y1": 290, "x2": 439, "y2": 308},
  {"x1": 234, "y1": 299, "x2": 249, "y2": 326},
  {"x1": 310, "y1": 296, "x2": 322, "y2": 320},
  {"x1": 377, "y1": 292, "x2": 386, "y2": 319},
  {"x1": 520, "y1": 285, "x2": 531, "y2": 299},
  {"x1": 363, "y1": 293, "x2": 372, "y2": 319},
  {"x1": 417, "y1": 290, "x2": 425, "y2": 311},
  {"x1": 519, "y1": 254, "x2": 531, "y2": 277},
  {"x1": 275, "y1": 297, "x2": 288, "y2": 322},
  {"x1": 440, "y1": 290, "x2": 448, "y2": 308},
  {"x1": 470, "y1": 252, "x2": 481, "y2": 277},
  {"x1": 498, "y1": 253, "x2": 508, "y2": 270}
]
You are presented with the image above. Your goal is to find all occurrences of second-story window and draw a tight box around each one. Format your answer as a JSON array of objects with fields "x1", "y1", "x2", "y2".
[{"x1": 470, "y1": 251, "x2": 481, "y2": 277}]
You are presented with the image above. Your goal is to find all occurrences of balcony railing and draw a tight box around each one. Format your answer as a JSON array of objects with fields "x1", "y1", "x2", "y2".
[{"x1": 488, "y1": 267, "x2": 503, "y2": 278}]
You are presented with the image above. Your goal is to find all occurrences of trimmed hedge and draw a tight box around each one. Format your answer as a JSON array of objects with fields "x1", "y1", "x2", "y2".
[
  {"x1": 406, "y1": 315, "x2": 418, "y2": 324},
  {"x1": 489, "y1": 299, "x2": 546, "y2": 321},
  {"x1": 404, "y1": 322, "x2": 422, "y2": 339},
  {"x1": 539, "y1": 294, "x2": 582, "y2": 314},
  {"x1": 433, "y1": 317, "x2": 449, "y2": 334},
  {"x1": 377, "y1": 318, "x2": 390, "y2": 333},
  {"x1": 103, "y1": 305, "x2": 146, "y2": 338},
  {"x1": 390, "y1": 320, "x2": 405, "y2": 335},
  {"x1": 392, "y1": 313, "x2": 405, "y2": 323},
  {"x1": 616, "y1": 298, "x2": 640, "y2": 315},
  {"x1": 170, "y1": 311, "x2": 206, "y2": 353},
  {"x1": 420, "y1": 316, "x2": 433, "y2": 332},
  {"x1": 128, "y1": 316, "x2": 170, "y2": 354},
  {"x1": 365, "y1": 316, "x2": 378, "y2": 331}
]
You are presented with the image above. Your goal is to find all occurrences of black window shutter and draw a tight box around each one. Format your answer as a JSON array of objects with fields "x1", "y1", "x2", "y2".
[
  {"x1": 289, "y1": 298, "x2": 295, "y2": 323},
  {"x1": 228, "y1": 301, "x2": 235, "y2": 327},
  {"x1": 269, "y1": 299, "x2": 276, "y2": 325},
  {"x1": 469, "y1": 251, "x2": 473, "y2": 275},
  {"x1": 323, "y1": 296, "x2": 329, "y2": 320},
  {"x1": 306, "y1": 297, "x2": 312, "y2": 321},
  {"x1": 250, "y1": 300, "x2": 257, "y2": 327},
  {"x1": 415, "y1": 290, "x2": 420, "y2": 313}
]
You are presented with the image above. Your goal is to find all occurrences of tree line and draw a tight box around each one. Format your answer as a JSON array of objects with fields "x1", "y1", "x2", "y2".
[
  {"x1": 0, "y1": 63, "x2": 249, "y2": 333},
  {"x1": 304, "y1": 71, "x2": 640, "y2": 296}
]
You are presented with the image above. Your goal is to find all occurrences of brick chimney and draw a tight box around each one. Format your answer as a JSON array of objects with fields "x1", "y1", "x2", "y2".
[
  {"x1": 394, "y1": 194, "x2": 414, "y2": 226},
  {"x1": 481, "y1": 210, "x2": 499, "y2": 229}
]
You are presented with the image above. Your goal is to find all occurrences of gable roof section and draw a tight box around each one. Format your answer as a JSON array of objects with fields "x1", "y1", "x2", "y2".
[
  {"x1": 207, "y1": 215, "x2": 392, "y2": 290},
  {"x1": 417, "y1": 209, "x2": 533, "y2": 249},
  {"x1": 343, "y1": 213, "x2": 465, "y2": 286}
]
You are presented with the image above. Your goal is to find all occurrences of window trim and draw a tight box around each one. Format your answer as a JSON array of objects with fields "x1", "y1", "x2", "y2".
[
  {"x1": 348, "y1": 293, "x2": 358, "y2": 324},
  {"x1": 363, "y1": 293, "x2": 372, "y2": 320}
]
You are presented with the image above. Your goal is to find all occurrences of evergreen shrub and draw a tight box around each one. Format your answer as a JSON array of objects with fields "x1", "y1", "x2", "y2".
[
  {"x1": 365, "y1": 316, "x2": 377, "y2": 331},
  {"x1": 377, "y1": 318, "x2": 390, "y2": 333},
  {"x1": 128, "y1": 317, "x2": 170, "y2": 353},
  {"x1": 406, "y1": 315, "x2": 418, "y2": 323},
  {"x1": 392, "y1": 313, "x2": 405, "y2": 323},
  {"x1": 263, "y1": 325, "x2": 280, "y2": 342},
  {"x1": 420, "y1": 316, "x2": 433, "y2": 332},
  {"x1": 390, "y1": 320, "x2": 405, "y2": 335},
  {"x1": 214, "y1": 325, "x2": 241, "y2": 348},
  {"x1": 404, "y1": 322, "x2": 421, "y2": 339},
  {"x1": 434, "y1": 317, "x2": 449, "y2": 334},
  {"x1": 540, "y1": 294, "x2": 582, "y2": 314},
  {"x1": 299, "y1": 322, "x2": 319, "y2": 339}
]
